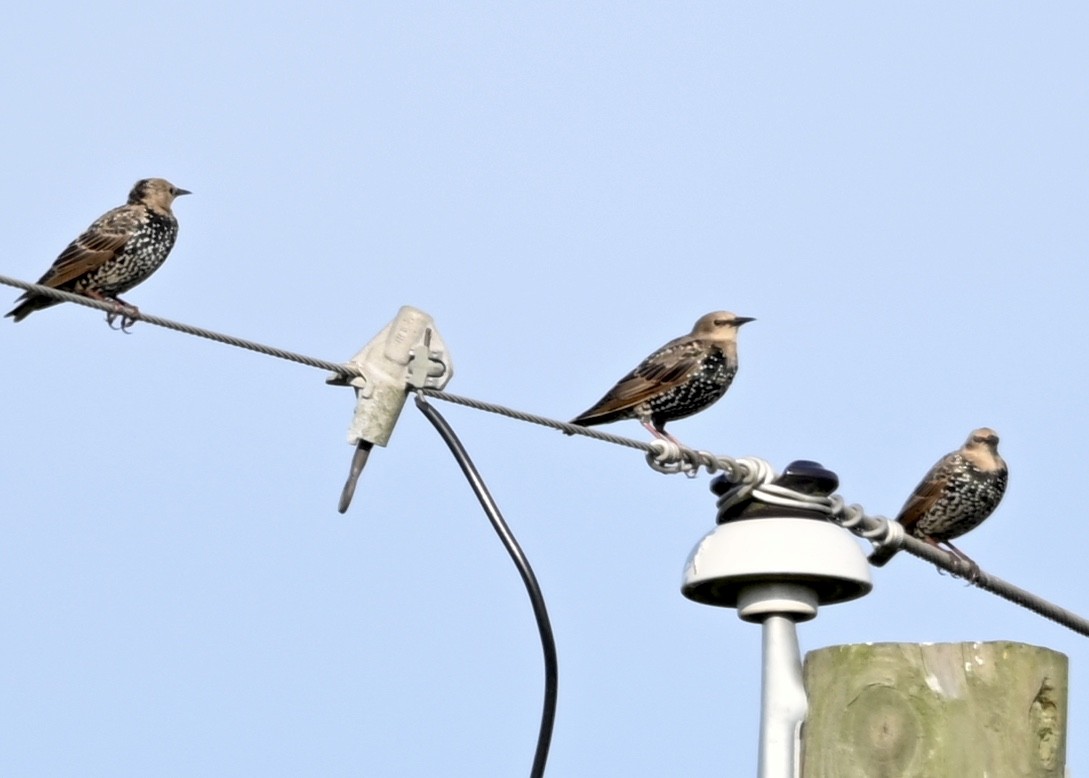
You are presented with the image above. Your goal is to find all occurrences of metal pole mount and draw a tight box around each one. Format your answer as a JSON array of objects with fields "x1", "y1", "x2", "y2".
[{"x1": 681, "y1": 461, "x2": 873, "y2": 778}]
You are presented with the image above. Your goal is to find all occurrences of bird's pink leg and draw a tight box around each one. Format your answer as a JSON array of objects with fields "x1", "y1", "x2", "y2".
[{"x1": 642, "y1": 421, "x2": 689, "y2": 448}]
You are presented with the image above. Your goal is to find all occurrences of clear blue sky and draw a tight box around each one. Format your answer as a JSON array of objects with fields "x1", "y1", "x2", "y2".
[{"x1": 2, "y1": 3, "x2": 1086, "y2": 775}]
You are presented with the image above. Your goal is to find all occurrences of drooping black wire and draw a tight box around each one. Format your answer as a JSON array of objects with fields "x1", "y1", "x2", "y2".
[{"x1": 414, "y1": 393, "x2": 558, "y2": 778}]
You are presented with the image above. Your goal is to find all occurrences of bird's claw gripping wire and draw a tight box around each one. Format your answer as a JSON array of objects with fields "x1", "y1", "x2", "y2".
[
  {"x1": 940, "y1": 557, "x2": 982, "y2": 583},
  {"x1": 86, "y1": 291, "x2": 139, "y2": 333},
  {"x1": 105, "y1": 305, "x2": 140, "y2": 333}
]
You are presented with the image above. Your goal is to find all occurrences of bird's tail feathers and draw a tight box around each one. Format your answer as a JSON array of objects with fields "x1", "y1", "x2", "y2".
[{"x1": 5, "y1": 294, "x2": 53, "y2": 322}]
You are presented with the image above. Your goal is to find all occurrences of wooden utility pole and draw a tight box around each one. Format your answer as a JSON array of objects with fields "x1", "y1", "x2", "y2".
[{"x1": 800, "y1": 641, "x2": 1067, "y2": 777}]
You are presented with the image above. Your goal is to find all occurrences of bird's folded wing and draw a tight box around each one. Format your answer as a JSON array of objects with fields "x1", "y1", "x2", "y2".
[
  {"x1": 585, "y1": 340, "x2": 707, "y2": 416},
  {"x1": 895, "y1": 459, "x2": 951, "y2": 533},
  {"x1": 38, "y1": 208, "x2": 140, "y2": 288}
]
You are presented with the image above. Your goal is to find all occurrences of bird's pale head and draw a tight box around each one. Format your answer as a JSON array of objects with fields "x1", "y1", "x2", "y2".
[
  {"x1": 961, "y1": 427, "x2": 1004, "y2": 471},
  {"x1": 691, "y1": 311, "x2": 756, "y2": 339},
  {"x1": 964, "y1": 427, "x2": 1000, "y2": 452},
  {"x1": 128, "y1": 178, "x2": 191, "y2": 211}
]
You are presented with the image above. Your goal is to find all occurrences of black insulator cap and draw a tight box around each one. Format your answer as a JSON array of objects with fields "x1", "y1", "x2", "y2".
[
  {"x1": 712, "y1": 459, "x2": 840, "y2": 524},
  {"x1": 777, "y1": 460, "x2": 839, "y2": 496}
]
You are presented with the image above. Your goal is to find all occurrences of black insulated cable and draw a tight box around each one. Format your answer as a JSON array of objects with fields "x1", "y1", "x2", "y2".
[{"x1": 414, "y1": 393, "x2": 558, "y2": 778}]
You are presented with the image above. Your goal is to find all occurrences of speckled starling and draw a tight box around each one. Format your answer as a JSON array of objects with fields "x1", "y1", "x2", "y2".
[
  {"x1": 870, "y1": 427, "x2": 1008, "y2": 569},
  {"x1": 6, "y1": 178, "x2": 190, "y2": 325},
  {"x1": 570, "y1": 311, "x2": 754, "y2": 443}
]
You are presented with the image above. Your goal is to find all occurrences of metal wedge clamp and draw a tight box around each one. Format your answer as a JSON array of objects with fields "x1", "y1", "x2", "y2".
[{"x1": 327, "y1": 306, "x2": 454, "y2": 513}]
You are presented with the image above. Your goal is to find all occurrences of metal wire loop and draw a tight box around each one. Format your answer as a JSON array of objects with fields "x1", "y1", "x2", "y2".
[{"x1": 645, "y1": 439, "x2": 702, "y2": 476}]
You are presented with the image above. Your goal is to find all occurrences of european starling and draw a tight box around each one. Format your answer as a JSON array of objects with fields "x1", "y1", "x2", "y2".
[
  {"x1": 570, "y1": 311, "x2": 754, "y2": 443},
  {"x1": 6, "y1": 178, "x2": 190, "y2": 327},
  {"x1": 869, "y1": 427, "x2": 1008, "y2": 570}
]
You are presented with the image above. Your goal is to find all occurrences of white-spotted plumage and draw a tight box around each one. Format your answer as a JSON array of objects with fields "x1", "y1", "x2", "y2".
[
  {"x1": 6, "y1": 178, "x2": 190, "y2": 323},
  {"x1": 570, "y1": 311, "x2": 754, "y2": 443},
  {"x1": 870, "y1": 427, "x2": 1008, "y2": 570}
]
